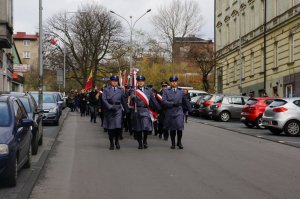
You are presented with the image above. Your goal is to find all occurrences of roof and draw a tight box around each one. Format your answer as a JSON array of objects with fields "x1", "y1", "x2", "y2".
[
  {"x1": 13, "y1": 32, "x2": 39, "y2": 40},
  {"x1": 174, "y1": 36, "x2": 213, "y2": 43}
]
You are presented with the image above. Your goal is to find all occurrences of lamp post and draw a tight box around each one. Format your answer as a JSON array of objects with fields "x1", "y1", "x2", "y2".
[
  {"x1": 63, "y1": 11, "x2": 86, "y2": 91},
  {"x1": 109, "y1": 9, "x2": 151, "y2": 75},
  {"x1": 38, "y1": 0, "x2": 43, "y2": 110}
]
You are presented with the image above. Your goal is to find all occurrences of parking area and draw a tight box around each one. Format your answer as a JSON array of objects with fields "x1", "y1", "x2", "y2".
[{"x1": 190, "y1": 116, "x2": 300, "y2": 148}]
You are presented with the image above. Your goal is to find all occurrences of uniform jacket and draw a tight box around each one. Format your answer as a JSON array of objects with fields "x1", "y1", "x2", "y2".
[
  {"x1": 102, "y1": 86, "x2": 128, "y2": 130},
  {"x1": 130, "y1": 87, "x2": 161, "y2": 131},
  {"x1": 162, "y1": 87, "x2": 192, "y2": 130}
]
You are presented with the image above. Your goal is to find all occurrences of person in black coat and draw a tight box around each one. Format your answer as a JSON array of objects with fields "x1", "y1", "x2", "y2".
[
  {"x1": 89, "y1": 87, "x2": 98, "y2": 123},
  {"x1": 79, "y1": 89, "x2": 87, "y2": 116}
]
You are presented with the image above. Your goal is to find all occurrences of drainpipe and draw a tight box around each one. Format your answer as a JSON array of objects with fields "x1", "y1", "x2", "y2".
[{"x1": 263, "y1": 0, "x2": 267, "y2": 93}]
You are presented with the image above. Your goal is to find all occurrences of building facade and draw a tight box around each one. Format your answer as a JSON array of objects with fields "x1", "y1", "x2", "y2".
[
  {"x1": 0, "y1": 0, "x2": 13, "y2": 91},
  {"x1": 215, "y1": 0, "x2": 300, "y2": 97},
  {"x1": 13, "y1": 32, "x2": 39, "y2": 72}
]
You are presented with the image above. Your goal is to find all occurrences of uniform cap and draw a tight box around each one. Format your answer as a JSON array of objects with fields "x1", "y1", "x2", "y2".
[
  {"x1": 136, "y1": 75, "x2": 146, "y2": 81},
  {"x1": 161, "y1": 81, "x2": 168, "y2": 86},
  {"x1": 169, "y1": 76, "x2": 178, "y2": 82},
  {"x1": 110, "y1": 75, "x2": 119, "y2": 81}
]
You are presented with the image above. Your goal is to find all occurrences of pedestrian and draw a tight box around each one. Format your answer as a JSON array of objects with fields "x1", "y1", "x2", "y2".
[
  {"x1": 157, "y1": 81, "x2": 169, "y2": 140},
  {"x1": 79, "y1": 89, "x2": 87, "y2": 116},
  {"x1": 183, "y1": 89, "x2": 191, "y2": 123},
  {"x1": 102, "y1": 75, "x2": 128, "y2": 150},
  {"x1": 162, "y1": 76, "x2": 192, "y2": 149},
  {"x1": 130, "y1": 75, "x2": 161, "y2": 149},
  {"x1": 89, "y1": 86, "x2": 98, "y2": 123}
]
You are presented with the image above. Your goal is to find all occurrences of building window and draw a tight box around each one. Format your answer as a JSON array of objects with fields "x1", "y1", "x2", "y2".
[
  {"x1": 234, "y1": 60, "x2": 238, "y2": 81},
  {"x1": 226, "y1": 64, "x2": 230, "y2": 83},
  {"x1": 290, "y1": 34, "x2": 294, "y2": 63},
  {"x1": 274, "y1": 42, "x2": 278, "y2": 68},
  {"x1": 242, "y1": 56, "x2": 245, "y2": 79},
  {"x1": 23, "y1": 40, "x2": 31, "y2": 46},
  {"x1": 286, "y1": 84, "x2": 293, "y2": 98},
  {"x1": 251, "y1": 53, "x2": 254, "y2": 75},
  {"x1": 23, "y1": 51, "x2": 30, "y2": 59}
]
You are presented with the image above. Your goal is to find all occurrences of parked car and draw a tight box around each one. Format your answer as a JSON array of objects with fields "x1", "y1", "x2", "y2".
[
  {"x1": 190, "y1": 95, "x2": 207, "y2": 116},
  {"x1": 188, "y1": 90, "x2": 208, "y2": 98},
  {"x1": 198, "y1": 94, "x2": 224, "y2": 118},
  {"x1": 240, "y1": 97, "x2": 275, "y2": 129},
  {"x1": 210, "y1": 95, "x2": 249, "y2": 122},
  {"x1": 0, "y1": 95, "x2": 33, "y2": 187},
  {"x1": 30, "y1": 92, "x2": 61, "y2": 125},
  {"x1": 262, "y1": 98, "x2": 300, "y2": 136},
  {"x1": 45, "y1": 91, "x2": 65, "y2": 115},
  {"x1": 3, "y1": 92, "x2": 43, "y2": 155}
]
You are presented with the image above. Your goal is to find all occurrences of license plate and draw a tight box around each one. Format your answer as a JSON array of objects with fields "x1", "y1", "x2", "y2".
[
  {"x1": 241, "y1": 117, "x2": 246, "y2": 120},
  {"x1": 262, "y1": 121, "x2": 269, "y2": 125},
  {"x1": 208, "y1": 112, "x2": 212, "y2": 115}
]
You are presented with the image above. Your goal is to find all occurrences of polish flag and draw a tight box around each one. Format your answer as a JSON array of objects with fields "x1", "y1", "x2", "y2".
[{"x1": 84, "y1": 70, "x2": 93, "y2": 91}]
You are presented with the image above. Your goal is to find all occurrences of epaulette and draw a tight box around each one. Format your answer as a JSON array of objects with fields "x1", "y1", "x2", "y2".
[{"x1": 177, "y1": 87, "x2": 182, "y2": 90}]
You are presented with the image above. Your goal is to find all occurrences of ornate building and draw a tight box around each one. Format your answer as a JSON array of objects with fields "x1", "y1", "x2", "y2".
[{"x1": 215, "y1": 0, "x2": 300, "y2": 97}]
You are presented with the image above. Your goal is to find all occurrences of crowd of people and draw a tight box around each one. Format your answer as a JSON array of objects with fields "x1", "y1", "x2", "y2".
[{"x1": 67, "y1": 75, "x2": 192, "y2": 150}]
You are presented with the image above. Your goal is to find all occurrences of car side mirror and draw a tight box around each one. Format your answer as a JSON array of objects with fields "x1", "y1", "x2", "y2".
[{"x1": 20, "y1": 118, "x2": 33, "y2": 127}]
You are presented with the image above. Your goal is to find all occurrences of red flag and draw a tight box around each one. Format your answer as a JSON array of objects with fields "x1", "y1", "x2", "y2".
[
  {"x1": 84, "y1": 70, "x2": 93, "y2": 91},
  {"x1": 50, "y1": 38, "x2": 57, "y2": 45},
  {"x1": 123, "y1": 70, "x2": 127, "y2": 86}
]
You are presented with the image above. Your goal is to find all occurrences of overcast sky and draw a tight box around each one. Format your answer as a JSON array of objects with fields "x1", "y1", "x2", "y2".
[{"x1": 14, "y1": 0, "x2": 214, "y2": 40}]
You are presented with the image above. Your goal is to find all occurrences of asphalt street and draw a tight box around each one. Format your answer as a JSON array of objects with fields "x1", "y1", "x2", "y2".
[{"x1": 29, "y1": 112, "x2": 300, "y2": 199}]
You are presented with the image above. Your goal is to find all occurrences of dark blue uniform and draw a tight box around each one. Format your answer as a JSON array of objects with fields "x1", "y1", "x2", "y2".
[
  {"x1": 130, "y1": 86, "x2": 161, "y2": 149},
  {"x1": 102, "y1": 85, "x2": 128, "y2": 150},
  {"x1": 162, "y1": 86, "x2": 192, "y2": 149}
]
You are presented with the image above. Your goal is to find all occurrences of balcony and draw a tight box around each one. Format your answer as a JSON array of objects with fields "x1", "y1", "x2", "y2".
[{"x1": 0, "y1": 23, "x2": 13, "y2": 48}]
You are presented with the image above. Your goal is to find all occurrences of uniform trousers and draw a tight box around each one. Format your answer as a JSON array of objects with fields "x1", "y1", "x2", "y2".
[
  {"x1": 108, "y1": 129, "x2": 121, "y2": 146},
  {"x1": 170, "y1": 130, "x2": 183, "y2": 146}
]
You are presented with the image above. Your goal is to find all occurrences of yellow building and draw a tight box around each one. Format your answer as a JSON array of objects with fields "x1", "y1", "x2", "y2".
[
  {"x1": 215, "y1": 0, "x2": 300, "y2": 97},
  {"x1": 13, "y1": 32, "x2": 39, "y2": 72}
]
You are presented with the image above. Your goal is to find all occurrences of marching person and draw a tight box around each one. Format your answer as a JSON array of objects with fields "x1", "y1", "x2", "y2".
[
  {"x1": 89, "y1": 86, "x2": 98, "y2": 123},
  {"x1": 102, "y1": 75, "x2": 128, "y2": 150},
  {"x1": 157, "y1": 81, "x2": 169, "y2": 140},
  {"x1": 130, "y1": 75, "x2": 161, "y2": 149},
  {"x1": 79, "y1": 89, "x2": 87, "y2": 116},
  {"x1": 162, "y1": 76, "x2": 192, "y2": 149}
]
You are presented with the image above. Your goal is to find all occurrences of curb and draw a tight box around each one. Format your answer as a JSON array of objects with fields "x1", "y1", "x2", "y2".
[{"x1": 16, "y1": 109, "x2": 70, "y2": 199}]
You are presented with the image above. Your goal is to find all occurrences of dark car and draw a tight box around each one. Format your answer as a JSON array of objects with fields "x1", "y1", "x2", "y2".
[
  {"x1": 3, "y1": 92, "x2": 43, "y2": 154},
  {"x1": 0, "y1": 95, "x2": 33, "y2": 187},
  {"x1": 30, "y1": 92, "x2": 61, "y2": 125},
  {"x1": 210, "y1": 95, "x2": 249, "y2": 122},
  {"x1": 198, "y1": 94, "x2": 224, "y2": 118},
  {"x1": 190, "y1": 95, "x2": 207, "y2": 116},
  {"x1": 240, "y1": 97, "x2": 275, "y2": 129}
]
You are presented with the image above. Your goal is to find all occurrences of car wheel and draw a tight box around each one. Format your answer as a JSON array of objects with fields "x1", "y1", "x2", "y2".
[
  {"x1": 269, "y1": 128, "x2": 282, "y2": 135},
  {"x1": 284, "y1": 120, "x2": 300, "y2": 136},
  {"x1": 255, "y1": 116, "x2": 265, "y2": 129},
  {"x1": 219, "y1": 111, "x2": 230, "y2": 122},
  {"x1": 24, "y1": 145, "x2": 31, "y2": 169},
  {"x1": 6, "y1": 156, "x2": 17, "y2": 187},
  {"x1": 244, "y1": 122, "x2": 255, "y2": 128}
]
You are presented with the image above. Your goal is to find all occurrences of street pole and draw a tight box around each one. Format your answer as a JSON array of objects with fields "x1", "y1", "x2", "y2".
[
  {"x1": 63, "y1": 11, "x2": 66, "y2": 91},
  {"x1": 110, "y1": 9, "x2": 151, "y2": 84},
  {"x1": 38, "y1": 0, "x2": 43, "y2": 110},
  {"x1": 238, "y1": 0, "x2": 243, "y2": 95}
]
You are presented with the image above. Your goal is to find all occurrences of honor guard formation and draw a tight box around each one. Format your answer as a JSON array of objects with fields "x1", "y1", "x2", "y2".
[{"x1": 71, "y1": 75, "x2": 192, "y2": 150}]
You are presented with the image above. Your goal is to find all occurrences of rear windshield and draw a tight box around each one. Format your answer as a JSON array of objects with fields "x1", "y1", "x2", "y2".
[
  {"x1": 203, "y1": 95, "x2": 213, "y2": 101},
  {"x1": 214, "y1": 96, "x2": 223, "y2": 103},
  {"x1": 269, "y1": 99, "x2": 287, "y2": 107},
  {"x1": 246, "y1": 99, "x2": 258, "y2": 105},
  {"x1": 19, "y1": 97, "x2": 31, "y2": 113},
  {"x1": 191, "y1": 96, "x2": 200, "y2": 103},
  {"x1": 31, "y1": 93, "x2": 55, "y2": 103},
  {"x1": 0, "y1": 102, "x2": 10, "y2": 126}
]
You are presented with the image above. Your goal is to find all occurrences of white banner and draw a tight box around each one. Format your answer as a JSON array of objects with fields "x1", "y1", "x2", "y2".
[{"x1": 13, "y1": 64, "x2": 30, "y2": 73}]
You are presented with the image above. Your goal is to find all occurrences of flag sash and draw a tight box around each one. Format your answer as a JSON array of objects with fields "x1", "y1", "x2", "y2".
[
  {"x1": 156, "y1": 94, "x2": 162, "y2": 102},
  {"x1": 135, "y1": 89, "x2": 158, "y2": 121}
]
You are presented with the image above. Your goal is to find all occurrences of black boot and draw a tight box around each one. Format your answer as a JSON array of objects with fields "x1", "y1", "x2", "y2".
[
  {"x1": 108, "y1": 130, "x2": 114, "y2": 150},
  {"x1": 143, "y1": 132, "x2": 148, "y2": 149},
  {"x1": 170, "y1": 130, "x2": 176, "y2": 149},
  {"x1": 115, "y1": 130, "x2": 120, "y2": 149},
  {"x1": 177, "y1": 130, "x2": 183, "y2": 149}
]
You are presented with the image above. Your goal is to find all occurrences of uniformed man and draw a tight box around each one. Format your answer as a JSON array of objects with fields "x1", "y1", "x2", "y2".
[
  {"x1": 130, "y1": 75, "x2": 161, "y2": 149},
  {"x1": 162, "y1": 76, "x2": 192, "y2": 149},
  {"x1": 157, "y1": 81, "x2": 169, "y2": 140},
  {"x1": 102, "y1": 75, "x2": 128, "y2": 150}
]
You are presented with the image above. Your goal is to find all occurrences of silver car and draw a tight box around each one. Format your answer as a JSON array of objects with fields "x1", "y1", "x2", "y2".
[
  {"x1": 262, "y1": 98, "x2": 300, "y2": 136},
  {"x1": 210, "y1": 95, "x2": 249, "y2": 122}
]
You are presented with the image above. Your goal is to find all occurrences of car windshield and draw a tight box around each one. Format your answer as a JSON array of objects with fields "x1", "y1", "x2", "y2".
[
  {"x1": 269, "y1": 99, "x2": 287, "y2": 107},
  {"x1": 203, "y1": 95, "x2": 212, "y2": 101},
  {"x1": 191, "y1": 96, "x2": 200, "y2": 103},
  {"x1": 214, "y1": 96, "x2": 223, "y2": 103},
  {"x1": 19, "y1": 97, "x2": 32, "y2": 113},
  {"x1": 0, "y1": 102, "x2": 10, "y2": 126},
  {"x1": 30, "y1": 93, "x2": 55, "y2": 103},
  {"x1": 246, "y1": 99, "x2": 258, "y2": 105}
]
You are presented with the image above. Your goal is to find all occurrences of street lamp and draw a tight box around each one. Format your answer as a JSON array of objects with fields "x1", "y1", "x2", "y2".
[
  {"x1": 63, "y1": 11, "x2": 87, "y2": 91},
  {"x1": 109, "y1": 9, "x2": 151, "y2": 77}
]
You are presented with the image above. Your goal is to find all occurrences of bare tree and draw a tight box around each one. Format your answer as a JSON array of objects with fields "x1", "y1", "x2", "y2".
[
  {"x1": 152, "y1": 0, "x2": 203, "y2": 61},
  {"x1": 44, "y1": 3, "x2": 123, "y2": 89},
  {"x1": 188, "y1": 44, "x2": 214, "y2": 92}
]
